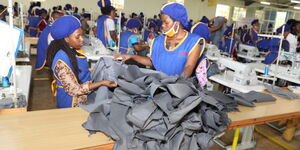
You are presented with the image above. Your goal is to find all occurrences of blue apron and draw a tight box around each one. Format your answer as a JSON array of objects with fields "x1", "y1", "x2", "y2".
[
  {"x1": 242, "y1": 28, "x2": 258, "y2": 46},
  {"x1": 219, "y1": 38, "x2": 238, "y2": 57},
  {"x1": 119, "y1": 30, "x2": 135, "y2": 54},
  {"x1": 257, "y1": 39, "x2": 270, "y2": 52},
  {"x1": 51, "y1": 50, "x2": 91, "y2": 108},
  {"x1": 264, "y1": 38, "x2": 280, "y2": 65},
  {"x1": 151, "y1": 32, "x2": 202, "y2": 76},
  {"x1": 143, "y1": 29, "x2": 151, "y2": 42},
  {"x1": 35, "y1": 24, "x2": 52, "y2": 70},
  {"x1": 28, "y1": 16, "x2": 42, "y2": 37},
  {"x1": 96, "y1": 15, "x2": 110, "y2": 47},
  {"x1": 190, "y1": 22, "x2": 210, "y2": 43}
]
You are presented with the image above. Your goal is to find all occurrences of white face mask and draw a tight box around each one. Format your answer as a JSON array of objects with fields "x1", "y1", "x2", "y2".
[{"x1": 163, "y1": 22, "x2": 179, "y2": 37}]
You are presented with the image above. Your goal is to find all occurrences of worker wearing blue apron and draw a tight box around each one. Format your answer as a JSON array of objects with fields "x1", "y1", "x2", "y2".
[
  {"x1": 264, "y1": 25, "x2": 291, "y2": 65},
  {"x1": 242, "y1": 19, "x2": 260, "y2": 46},
  {"x1": 143, "y1": 21, "x2": 157, "y2": 42},
  {"x1": 219, "y1": 27, "x2": 238, "y2": 57},
  {"x1": 28, "y1": 8, "x2": 42, "y2": 37},
  {"x1": 46, "y1": 16, "x2": 117, "y2": 108},
  {"x1": 35, "y1": 11, "x2": 62, "y2": 70},
  {"x1": 96, "y1": 0, "x2": 117, "y2": 48},
  {"x1": 114, "y1": 2, "x2": 206, "y2": 79},
  {"x1": 190, "y1": 16, "x2": 210, "y2": 43}
]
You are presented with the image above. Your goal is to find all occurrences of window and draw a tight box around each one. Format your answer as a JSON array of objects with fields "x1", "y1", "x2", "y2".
[
  {"x1": 168, "y1": 0, "x2": 184, "y2": 5},
  {"x1": 111, "y1": 0, "x2": 124, "y2": 9},
  {"x1": 215, "y1": 4, "x2": 230, "y2": 18},
  {"x1": 274, "y1": 11, "x2": 287, "y2": 30},
  {"x1": 232, "y1": 7, "x2": 247, "y2": 21}
]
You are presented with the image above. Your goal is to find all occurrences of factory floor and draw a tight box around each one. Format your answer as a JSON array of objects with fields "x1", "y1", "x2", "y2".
[{"x1": 26, "y1": 56, "x2": 300, "y2": 150}]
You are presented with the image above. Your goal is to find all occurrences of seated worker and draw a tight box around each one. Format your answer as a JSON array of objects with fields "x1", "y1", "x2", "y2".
[
  {"x1": 81, "y1": 13, "x2": 91, "y2": 35},
  {"x1": 28, "y1": 8, "x2": 42, "y2": 37},
  {"x1": 95, "y1": 0, "x2": 118, "y2": 48},
  {"x1": 219, "y1": 26, "x2": 238, "y2": 58},
  {"x1": 46, "y1": 16, "x2": 117, "y2": 108},
  {"x1": 35, "y1": 11, "x2": 62, "y2": 70},
  {"x1": 264, "y1": 24, "x2": 291, "y2": 65},
  {"x1": 242, "y1": 19, "x2": 260, "y2": 46},
  {"x1": 119, "y1": 18, "x2": 149, "y2": 58},
  {"x1": 114, "y1": 2, "x2": 206, "y2": 80},
  {"x1": 190, "y1": 16, "x2": 210, "y2": 43},
  {"x1": 143, "y1": 21, "x2": 157, "y2": 43}
]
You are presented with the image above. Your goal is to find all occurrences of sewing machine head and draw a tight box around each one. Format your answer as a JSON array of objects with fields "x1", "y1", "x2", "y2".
[
  {"x1": 217, "y1": 58, "x2": 258, "y2": 85},
  {"x1": 239, "y1": 44, "x2": 260, "y2": 57},
  {"x1": 206, "y1": 44, "x2": 221, "y2": 57}
]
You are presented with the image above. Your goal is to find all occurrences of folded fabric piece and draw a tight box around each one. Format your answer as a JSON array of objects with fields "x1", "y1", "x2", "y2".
[
  {"x1": 204, "y1": 91, "x2": 239, "y2": 112},
  {"x1": 81, "y1": 57, "x2": 231, "y2": 150},
  {"x1": 265, "y1": 84, "x2": 299, "y2": 100}
]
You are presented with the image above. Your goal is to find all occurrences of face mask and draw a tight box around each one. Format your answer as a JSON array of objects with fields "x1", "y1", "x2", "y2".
[{"x1": 163, "y1": 22, "x2": 179, "y2": 37}]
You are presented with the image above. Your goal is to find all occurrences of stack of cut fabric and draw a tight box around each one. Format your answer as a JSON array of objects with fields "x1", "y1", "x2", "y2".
[{"x1": 80, "y1": 57, "x2": 231, "y2": 150}]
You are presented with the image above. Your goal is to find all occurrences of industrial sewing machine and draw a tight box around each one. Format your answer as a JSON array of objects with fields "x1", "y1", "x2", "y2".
[
  {"x1": 239, "y1": 44, "x2": 260, "y2": 57},
  {"x1": 206, "y1": 44, "x2": 221, "y2": 57},
  {"x1": 217, "y1": 58, "x2": 259, "y2": 85},
  {"x1": 272, "y1": 52, "x2": 300, "y2": 78}
]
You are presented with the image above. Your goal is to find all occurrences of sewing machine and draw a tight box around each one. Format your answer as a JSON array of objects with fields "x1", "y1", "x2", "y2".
[
  {"x1": 217, "y1": 58, "x2": 259, "y2": 85},
  {"x1": 239, "y1": 44, "x2": 260, "y2": 57},
  {"x1": 272, "y1": 53, "x2": 300, "y2": 78},
  {"x1": 206, "y1": 44, "x2": 221, "y2": 57}
]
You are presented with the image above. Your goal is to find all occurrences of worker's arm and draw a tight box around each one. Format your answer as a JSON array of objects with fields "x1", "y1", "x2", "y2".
[
  {"x1": 133, "y1": 42, "x2": 149, "y2": 52},
  {"x1": 183, "y1": 43, "x2": 201, "y2": 77},
  {"x1": 110, "y1": 30, "x2": 118, "y2": 44},
  {"x1": 113, "y1": 53, "x2": 153, "y2": 66},
  {"x1": 249, "y1": 29, "x2": 255, "y2": 44},
  {"x1": 209, "y1": 18, "x2": 227, "y2": 32}
]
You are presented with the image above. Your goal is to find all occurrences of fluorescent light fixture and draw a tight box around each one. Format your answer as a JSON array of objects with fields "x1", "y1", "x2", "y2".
[
  {"x1": 291, "y1": 0, "x2": 300, "y2": 4},
  {"x1": 260, "y1": 1, "x2": 271, "y2": 5},
  {"x1": 294, "y1": 6, "x2": 300, "y2": 9}
]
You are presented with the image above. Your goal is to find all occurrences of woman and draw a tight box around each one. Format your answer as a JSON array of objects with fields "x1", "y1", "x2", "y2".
[
  {"x1": 143, "y1": 21, "x2": 157, "y2": 43},
  {"x1": 95, "y1": 0, "x2": 118, "y2": 48},
  {"x1": 114, "y1": 2, "x2": 205, "y2": 78},
  {"x1": 46, "y1": 16, "x2": 117, "y2": 108},
  {"x1": 242, "y1": 19, "x2": 260, "y2": 46},
  {"x1": 119, "y1": 18, "x2": 148, "y2": 54}
]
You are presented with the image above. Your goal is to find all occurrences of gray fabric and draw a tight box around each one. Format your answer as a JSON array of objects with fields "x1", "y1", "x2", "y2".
[
  {"x1": 0, "y1": 94, "x2": 27, "y2": 109},
  {"x1": 265, "y1": 84, "x2": 299, "y2": 100},
  {"x1": 232, "y1": 91, "x2": 277, "y2": 103},
  {"x1": 210, "y1": 17, "x2": 226, "y2": 45},
  {"x1": 80, "y1": 57, "x2": 231, "y2": 150},
  {"x1": 204, "y1": 91, "x2": 239, "y2": 112}
]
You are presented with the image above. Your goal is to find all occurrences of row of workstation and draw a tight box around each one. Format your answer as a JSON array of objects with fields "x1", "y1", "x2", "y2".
[{"x1": 205, "y1": 42, "x2": 300, "y2": 149}]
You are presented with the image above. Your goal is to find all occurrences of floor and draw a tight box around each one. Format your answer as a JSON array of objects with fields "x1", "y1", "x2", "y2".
[{"x1": 26, "y1": 56, "x2": 300, "y2": 150}]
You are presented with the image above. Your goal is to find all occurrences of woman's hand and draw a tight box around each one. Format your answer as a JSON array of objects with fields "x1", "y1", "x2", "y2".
[
  {"x1": 113, "y1": 53, "x2": 132, "y2": 64},
  {"x1": 101, "y1": 80, "x2": 118, "y2": 88}
]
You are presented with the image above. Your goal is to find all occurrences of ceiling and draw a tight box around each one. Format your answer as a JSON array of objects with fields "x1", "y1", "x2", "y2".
[{"x1": 243, "y1": 0, "x2": 300, "y2": 8}]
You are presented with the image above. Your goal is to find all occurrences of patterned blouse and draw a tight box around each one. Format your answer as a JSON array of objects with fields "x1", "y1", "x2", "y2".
[{"x1": 54, "y1": 60, "x2": 91, "y2": 107}]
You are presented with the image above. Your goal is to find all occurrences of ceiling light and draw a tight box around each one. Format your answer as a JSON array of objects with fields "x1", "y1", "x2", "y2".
[
  {"x1": 260, "y1": 1, "x2": 271, "y2": 5},
  {"x1": 294, "y1": 6, "x2": 300, "y2": 9},
  {"x1": 291, "y1": 0, "x2": 300, "y2": 4}
]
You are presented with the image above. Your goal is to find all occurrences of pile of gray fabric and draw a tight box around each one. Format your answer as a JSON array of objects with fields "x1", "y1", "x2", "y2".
[{"x1": 80, "y1": 57, "x2": 231, "y2": 150}]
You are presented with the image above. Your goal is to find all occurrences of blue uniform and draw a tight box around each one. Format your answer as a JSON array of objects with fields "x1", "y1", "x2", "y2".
[
  {"x1": 191, "y1": 22, "x2": 210, "y2": 42},
  {"x1": 35, "y1": 24, "x2": 52, "y2": 70},
  {"x1": 242, "y1": 28, "x2": 258, "y2": 46},
  {"x1": 28, "y1": 16, "x2": 42, "y2": 37},
  {"x1": 219, "y1": 38, "x2": 238, "y2": 57},
  {"x1": 264, "y1": 38, "x2": 280, "y2": 65},
  {"x1": 119, "y1": 30, "x2": 139, "y2": 54},
  {"x1": 143, "y1": 29, "x2": 157, "y2": 42},
  {"x1": 96, "y1": 15, "x2": 110, "y2": 47},
  {"x1": 151, "y1": 32, "x2": 202, "y2": 76},
  {"x1": 51, "y1": 50, "x2": 91, "y2": 108}
]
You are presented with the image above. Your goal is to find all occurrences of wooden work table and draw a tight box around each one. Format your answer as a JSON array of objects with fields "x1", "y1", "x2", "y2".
[{"x1": 0, "y1": 93, "x2": 300, "y2": 150}]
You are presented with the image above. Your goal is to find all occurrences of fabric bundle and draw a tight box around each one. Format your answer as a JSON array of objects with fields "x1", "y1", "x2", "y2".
[{"x1": 80, "y1": 57, "x2": 231, "y2": 150}]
